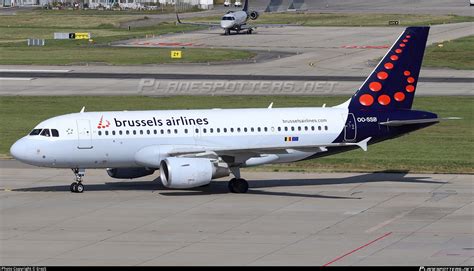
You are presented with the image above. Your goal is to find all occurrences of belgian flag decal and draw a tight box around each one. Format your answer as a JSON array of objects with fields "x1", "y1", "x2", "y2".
[{"x1": 284, "y1": 136, "x2": 299, "y2": 142}]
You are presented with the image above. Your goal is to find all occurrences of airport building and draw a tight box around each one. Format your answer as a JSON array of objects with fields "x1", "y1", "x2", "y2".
[{"x1": 2, "y1": 0, "x2": 214, "y2": 9}]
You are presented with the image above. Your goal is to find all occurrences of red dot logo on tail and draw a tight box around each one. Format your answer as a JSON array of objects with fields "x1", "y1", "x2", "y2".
[
  {"x1": 378, "y1": 95, "x2": 391, "y2": 106},
  {"x1": 394, "y1": 92, "x2": 405, "y2": 102},
  {"x1": 359, "y1": 94, "x2": 374, "y2": 106},
  {"x1": 369, "y1": 82, "x2": 382, "y2": 92},
  {"x1": 384, "y1": 62, "x2": 394, "y2": 69}
]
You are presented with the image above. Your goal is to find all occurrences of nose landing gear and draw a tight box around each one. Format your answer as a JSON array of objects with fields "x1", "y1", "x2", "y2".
[{"x1": 70, "y1": 168, "x2": 85, "y2": 193}]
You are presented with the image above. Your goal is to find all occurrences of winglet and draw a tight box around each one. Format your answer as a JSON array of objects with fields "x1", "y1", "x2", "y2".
[
  {"x1": 80, "y1": 106, "x2": 85, "y2": 113},
  {"x1": 357, "y1": 137, "x2": 371, "y2": 152},
  {"x1": 268, "y1": 102, "x2": 273, "y2": 109}
]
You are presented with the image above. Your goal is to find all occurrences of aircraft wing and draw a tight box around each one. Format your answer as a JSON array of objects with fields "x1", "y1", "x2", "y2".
[
  {"x1": 169, "y1": 137, "x2": 372, "y2": 158},
  {"x1": 176, "y1": 12, "x2": 221, "y2": 28}
]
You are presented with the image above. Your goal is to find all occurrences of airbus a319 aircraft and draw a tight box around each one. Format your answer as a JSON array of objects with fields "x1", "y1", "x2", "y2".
[
  {"x1": 11, "y1": 27, "x2": 443, "y2": 194},
  {"x1": 177, "y1": 0, "x2": 260, "y2": 35}
]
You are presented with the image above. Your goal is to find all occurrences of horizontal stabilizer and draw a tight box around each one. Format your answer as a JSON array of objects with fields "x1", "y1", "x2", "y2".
[{"x1": 380, "y1": 118, "x2": 445, "y2": 126}]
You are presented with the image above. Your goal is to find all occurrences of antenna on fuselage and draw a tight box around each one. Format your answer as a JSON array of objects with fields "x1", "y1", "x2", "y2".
[{"x1": 80, "y1": 106, "x2": 85, "y2": 113}]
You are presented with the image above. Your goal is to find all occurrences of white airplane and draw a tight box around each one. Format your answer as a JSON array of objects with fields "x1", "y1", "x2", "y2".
[
  {"x1": 177, "y1": 0, "x2": 260, "y2": 35},
  {"x1": 11, "y1": 27, "x2": 442, "y2": 194}
]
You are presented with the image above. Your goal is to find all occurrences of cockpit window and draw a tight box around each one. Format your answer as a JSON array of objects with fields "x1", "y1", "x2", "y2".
[
  {"x1": 29, "y1": 128, "x2": 59, "y2": 137},
  {"x1": 29, "y1": 129, "x2": 42, "y2": 136},
  {"x1": 222, "y1": 16, "x2": 235, "y2": 20},
  {"x1": 40, "y1": 129, "x2": 50, "y2": 137}
]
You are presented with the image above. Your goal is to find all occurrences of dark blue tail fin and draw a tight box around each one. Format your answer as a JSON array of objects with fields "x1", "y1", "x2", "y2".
[
  {"x1": 243, "y1": 0, "x2": 249, "y2": 12},
  {"x1": 348, "y1": 27, "x2": 430, "y2": 111}
]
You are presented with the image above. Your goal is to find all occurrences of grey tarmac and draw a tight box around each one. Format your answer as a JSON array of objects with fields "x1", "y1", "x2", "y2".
[{"x1": 0, "y1": 160, "x2": 472, "y2": 266}]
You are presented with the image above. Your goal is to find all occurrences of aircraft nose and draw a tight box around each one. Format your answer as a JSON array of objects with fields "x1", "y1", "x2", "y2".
[
  {"x1": 10, "y1": 138, "x2": 28, "y2": 161},
  {"x1": 220, "y1": 21, "x2": 232, "y2": 29}
]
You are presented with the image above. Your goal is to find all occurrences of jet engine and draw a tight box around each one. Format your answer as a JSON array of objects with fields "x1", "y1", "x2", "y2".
[
  {"x1": 249, "y1": 11, "x2": 259, "y2": 20},
  {"x1": 160, "y1": 157, "x2": 230, "y2": 189},
  {"x1": 107, "y1": 167, "x2": 155, "y2": 179}
]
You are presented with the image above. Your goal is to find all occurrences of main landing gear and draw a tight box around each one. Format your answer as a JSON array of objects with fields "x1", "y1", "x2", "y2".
[
  {"x1": 70, "y1": 168, "x2": 85, "y2": 193},
  {"x1": 228, "y1": 167, "x2": 248, "y2": 193}
]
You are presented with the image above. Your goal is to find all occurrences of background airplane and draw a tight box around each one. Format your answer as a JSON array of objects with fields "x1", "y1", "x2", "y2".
[
  {"x1": 176, "y1": 0, "x2": 260, "y2": 35},
  {"x1": 11, "y1": 27, "x2": 449, "y2": 194}
]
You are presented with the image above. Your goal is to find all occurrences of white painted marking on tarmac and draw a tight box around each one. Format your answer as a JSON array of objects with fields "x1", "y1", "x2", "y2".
[
  {"x1": 0, "y1": 69, "x2": 71, "y2": 73},
  {"x1": 344, "y1": 211, "x2": 362, "y2": 215},
  {"x1": 365, "y1": 211, "x2": 411, "y2": 233},
  {"x1": 0, "y1": 77, "x2": 34, "y2": 81}
]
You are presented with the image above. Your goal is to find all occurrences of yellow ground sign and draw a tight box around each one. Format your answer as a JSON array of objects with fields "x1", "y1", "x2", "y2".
[
  {"x1": 171, "y1": 51, "x2": 182, "y2": 59},
  {"x1": 75, "y1": 33, "x2": 90, "y2": 40}
]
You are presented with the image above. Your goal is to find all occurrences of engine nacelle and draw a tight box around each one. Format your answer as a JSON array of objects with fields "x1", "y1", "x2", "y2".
[
  {"x1": 107, "y1": 167, "x2": 155, "y2": 179},
  {"x1": 249, "y1": 11, "x2": 259, "y2": 20},
  {"x1": 160, "y1": 157, "x2": 229, "y2": 189}
]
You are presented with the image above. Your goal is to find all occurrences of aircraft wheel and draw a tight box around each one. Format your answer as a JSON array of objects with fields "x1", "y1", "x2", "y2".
[
  {"x1": 76, "y1": 183, "x2": 84, "y2": 193},
  {"x1": 70, "y1": 183, "x2": 76, "y2": 192},
  {"x1": 70, "y1": 182, "x2": 84, "y2": 193},
  {"x1": 247, "y1": 29, "x2": 253, "y2": 34},
  {"x1": 228, "y1": 178, "x2": 248, "y2": 193}
]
